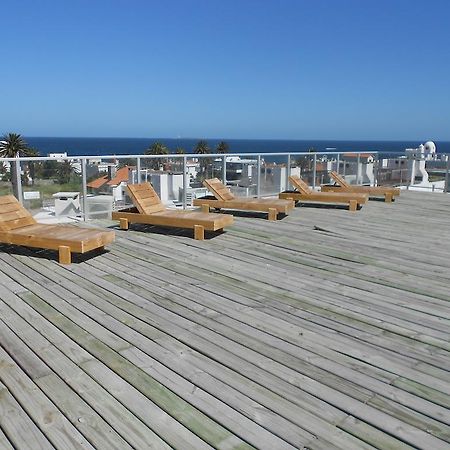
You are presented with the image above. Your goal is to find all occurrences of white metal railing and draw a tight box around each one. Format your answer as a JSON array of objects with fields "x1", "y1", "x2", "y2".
[{"x1": 1, "y1": 150, "x2": 449, "y2": 221}]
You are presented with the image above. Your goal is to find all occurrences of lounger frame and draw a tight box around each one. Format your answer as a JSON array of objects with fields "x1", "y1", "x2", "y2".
[
  {"x1": 279, "y1": 176, "x2": 368, "y2": 211},
  {"x1": 321, "y1": 171, "x2": 400, "y2": 202},
  {"x1": 112, "y1": 183, "x2": 233, "y2": 240},
  {"x1": 0, "y1": 195, "x2": 114, "y2": 264},
  {"x1": 193, "y1": 178, "x2": 294, "y2": 221}
]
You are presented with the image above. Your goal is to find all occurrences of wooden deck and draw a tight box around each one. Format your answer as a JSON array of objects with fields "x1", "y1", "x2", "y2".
[{"x1": 1, "y1": 191, "x2": 450, "y2": 449}]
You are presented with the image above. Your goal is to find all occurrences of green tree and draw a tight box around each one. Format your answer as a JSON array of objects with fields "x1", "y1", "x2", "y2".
[
  {"x1": 194, "y1": 140, "x2": 209, "y2": 155},
  {"x1": 25, "y1": 148, "x2": 40, "y2": 185},
  {"x1": 117, "y1": 158, "x2": 136, "y2": 169},
  {"x1": 194, "y1": 140, "x2": 211, "y2": 178},
  {"x1": 0, "y1": 162, "x2": 10, "y2": 182},
  {"x1": 56, "y1": 160, "x2": 74, "y2": 184},
  {"x1": 144, "y1": 141, "x2": 169, "y2": 170},
  {"x1": 0, "y1": 133, "x2": 35, "y2": 199},
  {"x1": 41, "y1": 160, "x2": 59, "y2": 179},
  {"x1": 175, "y1": 147, "x2": 185, "y2": 154},
  {"x1": 216, "y1": 141, "x2": 229, "y2": 154}
]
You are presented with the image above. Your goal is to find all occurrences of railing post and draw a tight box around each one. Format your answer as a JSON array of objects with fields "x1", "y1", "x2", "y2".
[
  {"x1": 445, "y1": 156, "x2": 449, "y2": 194},
  {"x1": 15, "y1": 156, "x2": 23, "y2": 204},
  {"x1": 182, "y1": 155, "x2": 187, "y2": 209},
  {"x1": 336, "y1": 153, "x2": 340, "y2": 175},
  {"x1": 312, "y1": 153, "x2": 317, "y2": 189},
  {"x1": 373, "y1": 154, "x2": 378, "y2": 187},
  {"x1": 356, "y1": 152, "x2": 361, "y2": 184},
  {"x1": 81, "y1": 159, "x2": 88, "y2": 221},
  {"x1": 222, "y1": 154, "x2": 226, "y2": 185},
  {"x1": 286, "y1": 154, "x2": 291, "y2": 191},
  {"x1": 256, "y1": 155, "x2": 261, "y2": 197},
  {"x1": 410, "y1": 158, "x2": 416, "y2": 187},
  {"x1": 136, "y1": 156, "x2": 141, "y2": 184}
]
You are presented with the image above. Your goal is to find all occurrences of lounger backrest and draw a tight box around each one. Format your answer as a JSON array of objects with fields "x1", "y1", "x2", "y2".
[
  {"x1": 0, "y1": 195, "x2": 36, "y2": 231},
  {"x1": 330, "y1": 171, "x2": 350, "y2": 188},
  {"x1": 203, "y1": 178, "x2": 235, "y2": 201},
  {"x1": 289, "y1": 175, "x2": 313, "y2": 195},
  {"x1": 127, "y1": 183, "x2": 165, "y2": 215}
]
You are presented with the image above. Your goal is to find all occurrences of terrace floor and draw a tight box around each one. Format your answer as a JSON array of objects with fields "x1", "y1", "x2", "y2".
[{"x1": 1, "y1": 191, "x2": 450, "y2": 449}]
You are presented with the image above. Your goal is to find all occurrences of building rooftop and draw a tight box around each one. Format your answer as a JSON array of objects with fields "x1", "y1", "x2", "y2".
[
  {"x1": 0, "y1": 191, "x2": 449, "y2": 449},
  {"x1": 87, "y1": 165, "x2": 133, "y2": 189},
  {"x1": 106, "y1": 165, "x2": 132, "y2": 186},
  {"x1": 86, "y1": 175, "x2": 108, "y2": 189}
]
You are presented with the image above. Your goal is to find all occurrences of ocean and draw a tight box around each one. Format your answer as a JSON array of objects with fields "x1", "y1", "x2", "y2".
[{"x1": 25, "y1": 137, "x2": 450, "y2": 157}]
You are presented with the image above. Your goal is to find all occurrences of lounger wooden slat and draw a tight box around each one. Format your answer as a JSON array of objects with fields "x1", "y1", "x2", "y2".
[
  {"x1": 192, "y1": 178, "x2": 294, "y2": 220},
  {"x1": 0, "y1": 196, "x2": 20, "y2": 205},
  {"x1": 0, "y1": 195, "x2": 115, "y2": 264},
  {"x1": 279, "y1": 176, "x2": 368, "y2": 211},
  {"x1": 0, "y1": 202, "x2": 31, "y2": 214},
  {"x1": 112, "y1": 183, "x2": 233, "y2": 239},
  {"x1": 320, "y1": 171, "x2": 401, "y2": 202}
]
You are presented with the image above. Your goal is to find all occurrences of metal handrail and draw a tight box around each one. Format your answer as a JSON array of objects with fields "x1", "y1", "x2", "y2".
[{"x1": 0, "y1": 150, "x2": 376, "y2": 162}]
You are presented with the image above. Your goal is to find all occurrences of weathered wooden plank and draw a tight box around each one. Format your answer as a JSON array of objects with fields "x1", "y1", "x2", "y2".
[
  {"x1": 0, "y1": 426, "x2": 14, "y2": 450},
  {"x1": 0, "y1": 270, "x2": 255, "y2": 450},
  {"x1": 102, "y1": 246, "x2": 446, "y2": 389},
  {"x1": 57, "y1": 261, "x2": 450, "y2": 448},
  {"x1": 0, "y1": 294, "x2": 171, "y2": 449},
  {"x1": 0, "y1": 381, "x2": 53, "y2": 450},
  {"x1": 0, "y1": 344, "x2": 95, "y2": 450},
  {"x1": 4, "y1": 253, "x2": 377, "y2": 450}
]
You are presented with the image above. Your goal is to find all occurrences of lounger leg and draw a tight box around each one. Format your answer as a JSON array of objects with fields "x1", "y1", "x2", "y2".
[
  {"x1": 268, "y1": 208, "x2": 277, "y2": 221},
  {"x1": 201, "y1": 204, "x2": 210, "y2": 213},
  {"x1": 59, "y1": 246, "x2": 71, "y2": 265},
  {"x1": 349, "y1": 200, "x2": 357, "y2": 212},
  {"x1": 385, "y1": 193, "x2": 393, "y2": 203},
  {"x1": 194, "y1": 225, "x2": 205, "y2": 240},
  {"x1": 119, "y1": 218, "x2": 129, "y2": 230}
]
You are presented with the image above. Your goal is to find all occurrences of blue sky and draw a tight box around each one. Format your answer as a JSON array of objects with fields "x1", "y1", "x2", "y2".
[{"x1": 1, "y1": 0, "x2": 449, "y2": 140}]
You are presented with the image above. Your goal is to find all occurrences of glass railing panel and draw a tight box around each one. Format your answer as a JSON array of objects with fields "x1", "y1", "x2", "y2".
[
  {"x1": 424, "y1": 156, "x2": 448, "y2": 191},
  {"x1": 184, "y1": 154, "x2": 216, "y2": 207},
  {"x1": 225, "y1": 155, "x2": 259, "y2": 197},
  {"x1": 0, "y1": 160, "x2": 15, "y2": 197},
  {"x1": 288, "y1": 153, "x2": 317, "y2": 189},
  {"x1": 138, "y1": 154, "x2": 187, "y2": 207},
  {"x1": 22, "y1": 158, "x2": 83, "y2": 222},
  {"x1": 84, "y1": 156, "x2": 132, "y2": 219},
  {"x1": 376, "y1": 153, "x2": 410, "y2": 187}
]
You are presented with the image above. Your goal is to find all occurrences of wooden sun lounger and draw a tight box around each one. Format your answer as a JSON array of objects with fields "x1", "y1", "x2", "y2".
[
  {"x1": 0, "y1": 195, "x2": 115, "y2": 264},
  {"x1": 112, "y1": 182, "x2": 233, "y2": 240},
  {"x1": 192, "y1": 178, "x2": 294, "y2": 221},
  {"x1": 279, "y1": 175, "x2": 368, "y2": 211},
  {"x1": 321, "y1": 171, "x2": 401, "y2": 202}
]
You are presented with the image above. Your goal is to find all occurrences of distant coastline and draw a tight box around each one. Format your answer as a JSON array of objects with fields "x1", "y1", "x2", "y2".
[{"x1": 24, "y1": 137, "x2": 450, "y2": 157}]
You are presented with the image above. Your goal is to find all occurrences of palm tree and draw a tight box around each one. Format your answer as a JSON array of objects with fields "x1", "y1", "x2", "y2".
[
  {"x1": 194, "y1": 140, "x2": 211, "y2": 178},
  {"x1": 194, "y1": 140, "x2": 209, "y2": 155},
  {"x1": 216, "y1": 141, "x2": 229, "y2": 154},
  {"x1": 144, "y1": 141, "x2": 169, "y2": 170},
  {"x1": 175, "y1": 147, "x2": 185, "y2": 154},
  {"x1": 0, "y1": 133, "x2": 34, "y2": 199}
]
